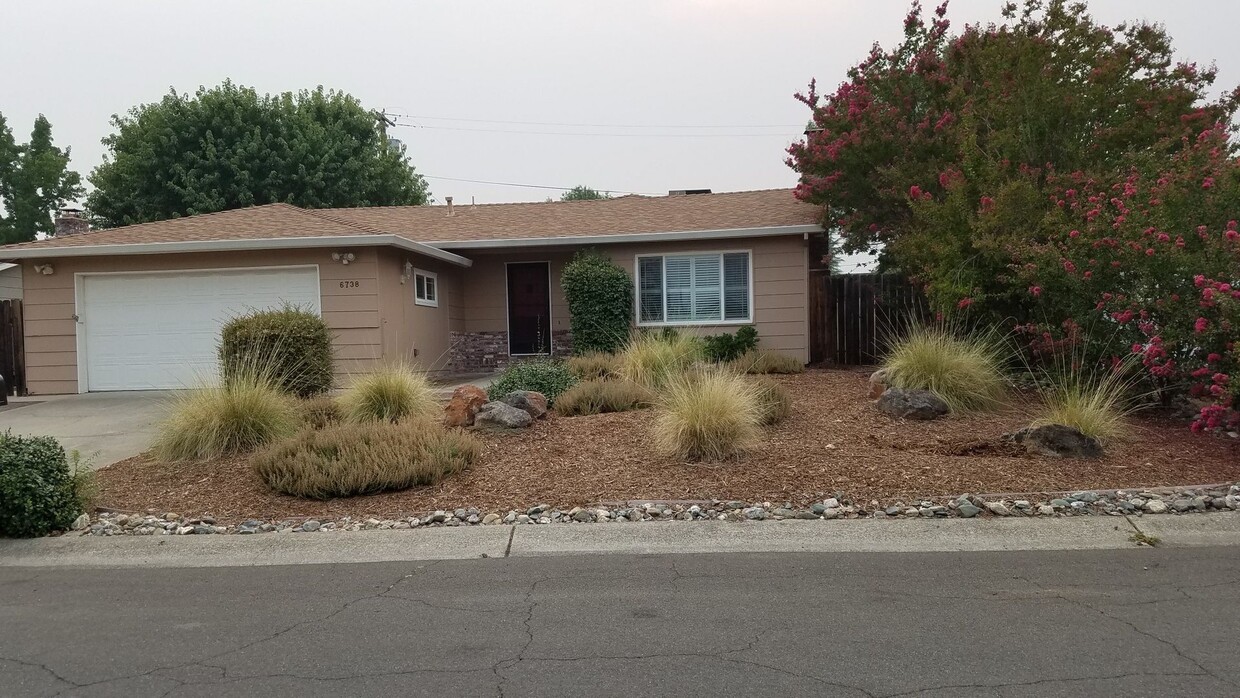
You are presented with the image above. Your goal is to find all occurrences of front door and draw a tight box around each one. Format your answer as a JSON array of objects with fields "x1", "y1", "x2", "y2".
[{"x1": 507, "y1": 262, "x2": 551, "y2": 355}]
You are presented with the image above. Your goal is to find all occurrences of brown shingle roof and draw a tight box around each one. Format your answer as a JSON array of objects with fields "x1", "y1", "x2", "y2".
[{"x1": 0, "y1": 189, "x2": 820, "y2": 253}]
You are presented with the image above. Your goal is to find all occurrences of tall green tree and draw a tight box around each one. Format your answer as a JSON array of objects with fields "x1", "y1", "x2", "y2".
[
  {"x1": 0, "y1": 113, "x2": 84, "y2": 244},
  {"x1": 560, "y1": 185, "x2": 611, "y2": 201},
  {"x1": 86, "y1": 81, "x2": 430, "y2": 228}
]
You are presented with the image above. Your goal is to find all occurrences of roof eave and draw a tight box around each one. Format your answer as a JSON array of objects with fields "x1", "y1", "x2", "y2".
[
  {"x1": 428, "y1": 224, "x2": 825, "y2": 250},
  {"x1": 0, "y1": 235, "x2": 474, "y2": 268}
]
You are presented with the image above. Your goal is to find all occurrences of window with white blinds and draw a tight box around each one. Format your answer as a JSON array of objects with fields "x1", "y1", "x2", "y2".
[{"x1": 636, "y1": 251, "x2": 751, "y2": 324}]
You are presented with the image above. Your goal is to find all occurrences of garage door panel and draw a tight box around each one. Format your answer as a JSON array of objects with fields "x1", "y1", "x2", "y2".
[{"x1": 82, "y1": 267, "x2": 320, "y2": 391}]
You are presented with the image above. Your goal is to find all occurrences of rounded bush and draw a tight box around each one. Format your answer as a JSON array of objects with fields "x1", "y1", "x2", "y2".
[
  {"x1": 653, "y1": 369, "x2": 763, "y2": 461},
  {"x1": 0, "y1": 433, "x2": 84, "y2": 537},
  {"x1": 340, "y1": 365, "x2": 439, "y2": 423},
  {"x1": 298, "y1": 395, "x2": 342, "y2": 430},
  {"x1": 560, "y1": 251, "x2": 633, "y2": 354},
  {"x1": 567, "y1": 352, "x2": 620, "y2": 381},
  {"x1": 252, "y1": 421, "x2": 481, "y2": 499},
  {"x1": 487, "y1": 359, "x2": 577, "y2": 404},
  {"x1": 219, "y1": 305, "x2": 334, "y2": 398},
  {"x1": 153, "y1": 372, "x2": 300, "y2": 461},
  {"x1": 554, "y1": 379, "x2": 653, "y2": 416}
]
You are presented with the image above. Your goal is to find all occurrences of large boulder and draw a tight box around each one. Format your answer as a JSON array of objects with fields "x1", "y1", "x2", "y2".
[
  {"x1": 499, "y1": 390, "x2": 548, "y2": 419},
  {"x1": 1007, "y1": 424, "x2": 1103, "y2": 458},
  {"x1": 475, "y1": 401, "x2": 533, "y2": 429},
  {"x1": 443, "y1": 385, "x2": 489, "y2": 428},
  {"x1": 876, "y1": 387, "x2": 949, "y2": 420},
  {"x1": 868, "y1": 368, "x2": 891, "y2": 399}
]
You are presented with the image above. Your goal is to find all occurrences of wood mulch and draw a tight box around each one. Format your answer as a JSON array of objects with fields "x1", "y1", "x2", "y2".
[{"x1": 95, "y1": 369, "x2": 1239, "y2": 524}]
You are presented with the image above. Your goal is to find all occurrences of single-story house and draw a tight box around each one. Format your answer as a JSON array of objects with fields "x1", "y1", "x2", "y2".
[{"x1": 0, "y1": 189, "x2": 826, "y2": 394}]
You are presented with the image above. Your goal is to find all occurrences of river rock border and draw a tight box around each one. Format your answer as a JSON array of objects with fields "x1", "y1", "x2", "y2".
[{"x1": 72, "y1": 483, "x2": 1240, "y2": 537}]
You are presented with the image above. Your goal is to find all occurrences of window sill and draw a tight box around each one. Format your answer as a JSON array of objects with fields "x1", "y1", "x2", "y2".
[
  {"x1": 636, "y1": 319, "x2": 752, "y2": 328},
  {"x1": 414, "y1": 298, "x2": 439, "y2": 308}
]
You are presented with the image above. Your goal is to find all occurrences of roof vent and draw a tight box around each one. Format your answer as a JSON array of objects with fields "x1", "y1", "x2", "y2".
[
  {"x1": 668, "y1": 189, "x2": 712, "y2": 196},
  {"x1": 445, "y1": 196, "x2": 454, "y2": 216}
]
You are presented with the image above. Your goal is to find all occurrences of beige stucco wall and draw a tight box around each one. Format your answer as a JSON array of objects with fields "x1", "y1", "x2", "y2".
[
  {"x1": 376, "y1": 248, "x2": 463, "y2": 374},
  {"x1": 449, "y1": 234, "x2": 809, "y2": 362},
  {"x1": 20, "y1": 248, "x2": 392, "y2": 395}
]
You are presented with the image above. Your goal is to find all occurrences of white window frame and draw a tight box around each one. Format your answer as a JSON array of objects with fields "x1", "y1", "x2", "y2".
[
  {"x1": 634, "y1": 249, "x2": 753, "y2": 327},
  {"x1": 413, "y1": 269, "x2": 438, "y2": 307}
]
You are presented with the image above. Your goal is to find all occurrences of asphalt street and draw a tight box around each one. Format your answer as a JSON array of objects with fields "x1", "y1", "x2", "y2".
[{"x1": 2, "y1": 546, "x2": 1238, "y2": 697}]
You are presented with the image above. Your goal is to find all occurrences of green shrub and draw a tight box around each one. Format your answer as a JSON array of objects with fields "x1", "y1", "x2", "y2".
[
  {"x1": 702, "y1": 325, "x2": 760, "y2": 362},
  {"x1": 567, "y1": 352, "x2": 620, "y2": 380},
  {"x1": 487, "y1": 359, "x2": 577, "y2": 404},
  {"x1": 554, "y1": 379, "x2": 653, "y2": 416},
  {"x1": 0, "y1": 433, "x2": 87, "y2": 537},
  {"x1": 1033, "y1": 368, "x2": 1135, "y2": 443},
  {"x1": 560, "y1": 250, "x2": 633, "y2": 354},
  {"x1": 751, "y1": 377, "x2": 792, "y2": 425},
  {"x1": 219, "y1": 304, "x2": 334, "y2": 397},
  {"x1": 653, "y1": 369, "x2": 763, "y2": 461},
  {"x1": 340, "y1": 364, "x2": 438, "y2": 423},
  {"x1": 730, "y1": 350, "x2": 805, "y2": 375},
  {"x1": 298, "y1": 395, "x2": 341, "y2": 430},
  {"x1": 882, "y1": 325, "x2": 1007, "y2": 412},
  {"x1": 153, "y1": 369, "x2": 300, "y2": 461},
  {"x1": 619, "y1": 332, "x2": 702, "y2": 390},
  {"x1": 252, "y1": 421, "x2": 481, "y2": 499}
]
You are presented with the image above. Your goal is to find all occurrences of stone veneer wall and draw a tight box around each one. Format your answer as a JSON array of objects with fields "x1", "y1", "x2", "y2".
[{"x1": 447, "y1": 330, "x2": 573, "y2": 373}]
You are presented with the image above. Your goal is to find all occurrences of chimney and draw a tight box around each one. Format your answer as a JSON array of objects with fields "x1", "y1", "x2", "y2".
[
  {"x1": 445, "y1": 196, "x2": 454, "y2": 216},
  {"x1": 54, "y1": 207, "x2": 90, "y2": 237},
  {"x1": 668, "y1": 189, "x2": 712, "y2": 196}
]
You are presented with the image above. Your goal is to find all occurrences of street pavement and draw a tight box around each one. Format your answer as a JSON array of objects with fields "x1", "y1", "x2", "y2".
[{"x1": 2, "y1": 546, "x2": 1238, "y2": 697}]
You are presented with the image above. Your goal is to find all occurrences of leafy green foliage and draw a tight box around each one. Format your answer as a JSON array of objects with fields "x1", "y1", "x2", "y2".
[
  {"x1": 702, "y1": 326, "x2": 759, "y2": 362},
  {"x1": 219, "y1": 305, "x2": 334, "y2": 397},
  {"x1": 340, "y1": 365, "x2": 438, "y2": 424},
  {"x1": 487, "y1": 360, "x2": 577, "y2": 404},
  {"x1": 0, "y1": 113, "x2": 84, "y2": 244},
  {"x1": 252, "y1": 421, "x2": 481, "y2": 499},
  {"x1": 86, "y1": 81, "x2": 429, "y2": 227},
  {"x1": 560, "y1": 250, "x2": 633, "y2": 354},
  {"x1": 560, "y1": 185, "x2": 611, "y2": 201},
  {"x1": 0, "y1": 432, "x2": 85, "y2": 537}
]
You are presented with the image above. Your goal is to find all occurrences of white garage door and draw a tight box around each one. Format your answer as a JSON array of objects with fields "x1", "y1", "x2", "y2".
[{"x1": 80, "y1": 267, "x2": 321, "y2": 391}]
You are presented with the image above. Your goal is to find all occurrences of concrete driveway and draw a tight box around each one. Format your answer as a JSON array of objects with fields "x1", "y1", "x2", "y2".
[{"x1": 0, "y1": 392, "x2": 168, "y2": 469}]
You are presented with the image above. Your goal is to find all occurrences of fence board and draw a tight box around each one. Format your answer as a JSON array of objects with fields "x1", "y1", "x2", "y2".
[
  {"x1": 809, "y1": 273, "x2": 926, "y2": 366},
  {"x1": 0, "y1": 299, "x2": 26, "y2": 395}
]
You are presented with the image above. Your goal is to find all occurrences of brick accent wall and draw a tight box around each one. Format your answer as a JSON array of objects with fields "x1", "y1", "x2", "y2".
[{"x1": 447, "y1": 330, "x2": 573, "y2": 373}]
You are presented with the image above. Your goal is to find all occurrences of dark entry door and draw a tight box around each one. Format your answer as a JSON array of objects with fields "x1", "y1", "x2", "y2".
[{"x1": 507, "y1": 262, "x2": 551, "y2": 355}]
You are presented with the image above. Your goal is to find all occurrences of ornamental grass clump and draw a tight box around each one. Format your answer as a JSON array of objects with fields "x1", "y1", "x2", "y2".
[
  {"x1": 339, "y1": 364, "x2": 438, "y2": 424},
  {"x1": 653, "y1": 368, "x2": 763, "y2": 461},
  {"x1": 619, "y1": 332, "x2": 702, "y2": 390},
  {"x1": 252, "y1": 420, "x2": 481, "y2": 499},
  {"x1": 730, "y1": 350, "x2": 805, "y2": 375},
  {"x1": 554, "y1": 379, "x2": 653, "y2": 416},
  {"x1": 881, "y1": 325, "x2": 1007, "y2": 412},
  {"x1": 567, "y1": 352, "x2": 621, "y2": 381},
  {"x1": 1032, "y1": 368, "x2": 1136, "y2": 443},
  {"x1": 751, "y1": 377, "x2": 792, "y2": 425}
]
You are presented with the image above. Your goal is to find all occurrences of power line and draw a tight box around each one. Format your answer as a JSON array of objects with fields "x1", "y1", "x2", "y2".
[
  {"x1": 392, "y1": 122, "x2": 795, "y2": 138},
  {"x1": 384, "y1": 112, "x2": 801, "y2": 130},
  {"x1": 421, "y1": 174, "x2": 657, "y2": 195}
]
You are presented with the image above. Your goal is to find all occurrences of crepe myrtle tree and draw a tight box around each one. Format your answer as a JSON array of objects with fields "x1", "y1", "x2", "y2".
[{"x1": 786, "y1": 0, "x2": 1237, "y2": 322}]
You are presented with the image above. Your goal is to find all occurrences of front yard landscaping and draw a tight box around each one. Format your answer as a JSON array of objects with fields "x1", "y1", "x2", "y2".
[{"x1": 93, "y1": 368, "x2": 1238, "y2": 526}]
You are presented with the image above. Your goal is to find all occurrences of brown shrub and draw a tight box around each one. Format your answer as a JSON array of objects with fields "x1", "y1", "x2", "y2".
[{"x1": 554, "y1": 379, "x2": 653, "y2": 416}]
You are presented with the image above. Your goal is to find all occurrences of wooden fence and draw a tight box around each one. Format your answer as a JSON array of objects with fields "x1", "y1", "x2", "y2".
[
  {"x1": 0, "y1": 299, "x2": 26, "y2": 396},
  {"x1": 809, "y1": 272, "x2": 927, "y2": 366}
]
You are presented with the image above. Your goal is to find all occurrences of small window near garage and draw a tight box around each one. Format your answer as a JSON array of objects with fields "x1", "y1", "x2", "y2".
[{"x1": 414, "y1": 269, "x2": 438, "y2": 307}]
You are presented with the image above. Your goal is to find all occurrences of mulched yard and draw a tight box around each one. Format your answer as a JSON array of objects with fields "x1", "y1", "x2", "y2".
[{"x1": 96, "y1": 369, "x2": 1238, "y2": 524}]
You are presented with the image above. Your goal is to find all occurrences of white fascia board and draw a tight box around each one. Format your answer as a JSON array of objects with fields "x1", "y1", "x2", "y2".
[
  {"x1": 426, "y1": 224, "x2": 825, "y2": 250},
  {"x1": 0, "y1": 235, "x2": 473, "y2": 268}
]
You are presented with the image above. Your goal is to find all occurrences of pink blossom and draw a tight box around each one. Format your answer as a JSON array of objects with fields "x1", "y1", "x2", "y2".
[
  {"x1": 957, "y1": 297, "x2": 974, "y2": 309},
  {"x1": 909, "y1": 185, "x2": 922, "y2": 199},
  {"x1": 1195, "y1": 317, "x2": 1211, "y2": 333},
  {"x1": 1202, "y1": 177, "x2": 1215, "y2": 189},
  {"x1": 1028, "y1": 286, "x2": 1042, "y2": 297},
  {"x1": 1068, "y1": 229, "x2": 1080, "y2": 238},
  {"x1": 1207, "y1": 353, "x2": 1223, "y2": 363}
]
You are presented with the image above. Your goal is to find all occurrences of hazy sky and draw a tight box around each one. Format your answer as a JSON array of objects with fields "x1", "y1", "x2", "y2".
[{"x1": 4, "y1": 0, "x2": 1239, "y2": 209}]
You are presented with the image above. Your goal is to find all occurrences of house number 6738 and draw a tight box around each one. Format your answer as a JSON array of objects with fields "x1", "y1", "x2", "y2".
[{"x1": 338, "y1": 280, "x2": 360, "y2": 289}]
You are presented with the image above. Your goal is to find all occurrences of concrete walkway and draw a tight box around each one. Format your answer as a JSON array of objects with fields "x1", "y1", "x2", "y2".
[
  {"x1": 0, "y1": 392, "x2": 168, "y2": 469},
  {"x1": 3, "y1": 512, "x2": 1238, "y2": 569}
]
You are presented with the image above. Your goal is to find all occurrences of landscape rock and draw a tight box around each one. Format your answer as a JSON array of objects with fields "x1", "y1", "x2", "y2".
[
  {"x1": 475, "y1": 401, "x2": 533, "y2": 429},
  {"x1": 1007, "y1": 424, "x2": 1103, "y2": 458},
  {"x1": 499, "y1": 391, "x2": 549, "y2": 419},
  {"x1": 482, "y1": 513, "x2": 502, "y2": 525},
  {"x1": 71, "y1": 513, "x2": 90, "y2": 531},
  {"x1": 867, "y1": 368, "x2": 891, "y2": 399},
  {"x1": 876, "y1": 388, "x2": 949, "y2": 420},
  {"x1": 443, "y1": 385, "x2": 488, "y2": 428},
  {"x1": 1144, "y1": 500, "x2": 1169, "y2": 514},
  {"x1": 958, "y1": 504, "x2": 982, "y2": 518}
]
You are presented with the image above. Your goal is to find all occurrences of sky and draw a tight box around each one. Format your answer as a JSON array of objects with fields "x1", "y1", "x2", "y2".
[{"x1": 4, "y1": 0, "x2": 1240, "y2": 222}]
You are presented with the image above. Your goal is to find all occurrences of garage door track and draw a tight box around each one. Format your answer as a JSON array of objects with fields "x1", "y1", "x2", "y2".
[{"x1": 0, "y1": 392, "x2": 168, "y2": 470}]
